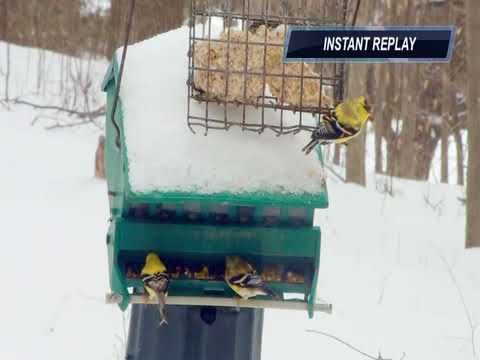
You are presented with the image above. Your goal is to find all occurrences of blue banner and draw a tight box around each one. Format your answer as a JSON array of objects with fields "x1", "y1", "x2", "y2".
[{"x1": 284, "y1": 26, "x2": 455, "y2": 63}]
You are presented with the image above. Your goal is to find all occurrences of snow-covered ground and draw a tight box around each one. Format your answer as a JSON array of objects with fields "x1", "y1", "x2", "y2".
[
  {"x1": 267, "y1": 176, "x2": 479, "y2": 360},
  {"x1": 0, "y1": 108, "x2": 124, "y2": 360},
  {"x1": 1, "y1": 41, "x2": 479, "y2": 360}
]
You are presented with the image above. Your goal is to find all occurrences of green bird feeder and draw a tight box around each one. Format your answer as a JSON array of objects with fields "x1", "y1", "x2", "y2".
[{"x1": 102, "y1": 0, "x2": 338, "y2": 318}]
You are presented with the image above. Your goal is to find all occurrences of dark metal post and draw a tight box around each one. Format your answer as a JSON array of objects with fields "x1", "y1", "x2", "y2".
[{"x1": 126, "y1": 305, "x2": 264, "y2": 360}]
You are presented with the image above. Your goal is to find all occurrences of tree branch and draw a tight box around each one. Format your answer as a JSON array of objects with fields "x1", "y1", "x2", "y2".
[
  {"x1": 306, "y1": 329, "x2": 393, "y2": 360},
  {"x1": 10, "y1": 98, "x2": 105, "y2": 119},
  {"x1": 44, "y1": 119, "x2": 101, "y2": 130},
  {"x1": 434, "y1": 247, "x2": 477, "y2": 358}
]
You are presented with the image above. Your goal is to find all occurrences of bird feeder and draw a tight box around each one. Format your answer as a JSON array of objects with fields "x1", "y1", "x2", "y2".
[{"x1": 102, "y1": 0, "x2": 339, "y2": 318}]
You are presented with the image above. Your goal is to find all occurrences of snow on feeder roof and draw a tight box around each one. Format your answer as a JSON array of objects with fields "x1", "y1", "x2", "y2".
[{"x1": 110, "y1": 26, "x2": 326, "y2": 196}]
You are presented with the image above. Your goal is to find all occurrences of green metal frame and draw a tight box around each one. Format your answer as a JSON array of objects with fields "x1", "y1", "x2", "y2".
[
  {"x1": 102, "y1": 54, "x2": 328, "y2": 318},
  {"x1": 108, "y1": 219, "x2": 321, "y2": 315}
]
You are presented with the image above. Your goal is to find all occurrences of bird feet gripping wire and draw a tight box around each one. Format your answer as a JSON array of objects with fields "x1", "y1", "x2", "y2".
[
  {"x1": 302, "y1": 133, "x2": 321, "y2": 155},
  {"x1": 302, "y1": 115, "x2": 343, "y2": 154}
]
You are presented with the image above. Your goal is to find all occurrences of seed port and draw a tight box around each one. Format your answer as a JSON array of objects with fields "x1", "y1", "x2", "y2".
[
  {"x1": 288, "y1": 207, "x2": 308, "y2": 226},
  {"x1": 207, "y1": 204, "x2": 230, "y2": 224},
  {"x1": 184, "y1": 202, "x2": 203, "y2": 222},
  {"x1": 236, "y1": 206, "x2": 255, "y2": 224},
  {"x1": 263, "y1": 206, "x2": 281, "y2": 226},
  {"x1": 128, "y1": 203, "x2": 150, "y2": 219},
  {"x1": 153, "y1": 203, "x2": 177, "y2": 221}
]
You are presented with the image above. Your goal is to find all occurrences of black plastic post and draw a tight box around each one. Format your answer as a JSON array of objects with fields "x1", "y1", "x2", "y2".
[{"x1": 126, "y1": 304, "x2": 264, "y2": 360}]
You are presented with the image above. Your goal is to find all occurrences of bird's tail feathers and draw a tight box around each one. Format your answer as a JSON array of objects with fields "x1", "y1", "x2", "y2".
[{"x1": 155, "y1": 290, "x2": 168, "y2": 326}]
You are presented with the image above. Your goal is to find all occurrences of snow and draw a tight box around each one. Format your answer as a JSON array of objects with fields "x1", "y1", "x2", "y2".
[
  {"x1": 81, "y1": 0, "x2": 110, "y2": 16},
  {"x1": 0, "y1": 108, "x2": 124, "y2": 360},
  {"x1": 0, "y1": 41, "x2": 107, "y2": 131},
  {"x1": 117, "y1": 26, "x2": 323, "y2": 195},
  {"x1": 304, "y1": 176, "x2": 480, "y2": 360},
  {"x1": 1, "y1": 41, "x2": 479, "y2": 360}
]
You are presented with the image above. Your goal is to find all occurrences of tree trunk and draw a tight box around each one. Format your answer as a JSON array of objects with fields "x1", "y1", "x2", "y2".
[
  {"x1": 441, "y1": 79, "x2": 451, "y2": 184},
  {"x1": 440, "y1": 2, "x2": 453, "y2": 184},
  {"x1": 2, "y1": 0, "x2": 9, "y2": 101},
  {"x1": 395, "y1": 0, "x2": 419, "y2": 179},
  {"x1": 345, "y1": 0, "x2": 372, "y2": 186},
  {"x1": 107, "y1": 0, "x2": 122, "y2": 58},
  {"x1": 95, "y1": 135, "x2": 106, "y2": 179},
  {"x1": 1, "y1": 0, "x2": 7, "y2": 40},
  {"x1": 374, "y1": 65, "x2": 386, "y2": 174},
  {"x1": 384, "y1": 0, "x2": 400, "y2": 178},
  {"x1": 440, "y1": 124, "x2": 449, "y2": 183},
  {"x1": 397, "y1": 64, "x2": 419, "y2": 179},
  {"x1": 332, "y1": 144, "x2": 341, "y2": 165},
  {"x1": 465, "y1": 0, "x2": 480, "y2": 248},
  {"x1": 345, "y1": 129, "x2": 367, "y2": 186},
  {"x1": 5, "y1": 42, "x2": 9, "y2": 102},
  {"x1": 453, "y1": 128, "x2": 464, "y2": 185},
  {"x1": 345, "y1": 61, "x2": 367, "y2": 186},
  {"x1": 374, "y1": 123, "x2": 383, "y2": 173}
]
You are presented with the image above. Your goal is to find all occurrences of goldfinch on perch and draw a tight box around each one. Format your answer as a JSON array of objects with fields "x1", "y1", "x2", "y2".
[
  {"x1": 225, "y1": 256, "x2": 279, "y2": 300},
  {"x1": 303, "y1": 96, "x2": 372, "y2": 154},
  {"x1": 141, "y1": 252, "x2": 170, "y2": 326}
]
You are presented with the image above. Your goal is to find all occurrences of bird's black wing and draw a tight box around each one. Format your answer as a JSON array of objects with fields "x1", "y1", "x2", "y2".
[
  {"x1": 229, "y1": 273, "x2": 281, "y2": 299},
  {"x1": 229, "y1": 273, "x2": 260, "y2": 287}
]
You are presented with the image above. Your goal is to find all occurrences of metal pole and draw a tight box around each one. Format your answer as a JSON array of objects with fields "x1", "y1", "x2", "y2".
[{"x1": 126, "y1": 305, "x2": 264, "y2": 360}]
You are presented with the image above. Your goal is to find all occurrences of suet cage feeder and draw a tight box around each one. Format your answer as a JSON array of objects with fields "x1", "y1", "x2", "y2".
[{"x1": 187, "y1": 0, "x2": 348, "y2": 135}]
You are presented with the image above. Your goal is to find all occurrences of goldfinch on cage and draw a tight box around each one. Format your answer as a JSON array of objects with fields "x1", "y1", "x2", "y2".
[
  {"x1": 225, "y1": 256, "x2": 279, "y2": 300},
  {"x1": 141, "y1": 252, "x2": 170, "y2": 326},
  {"x1": 303, "y1": 96, "x2": 372, "y2": 154}
]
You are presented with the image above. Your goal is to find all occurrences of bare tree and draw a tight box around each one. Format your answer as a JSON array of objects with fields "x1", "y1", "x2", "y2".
[
  {"x1": 440, "y1": 1, "x2": 454, "y2": 184},
  {"x1": 345, "y1": 0, "x2": 373, "y2": 186},
  {"x1": 374, "y1": 64, "x2": 386, "y2": 174},
  {"x1": 95, "y1": 135, "x2": 106, "y2": 179},
  {"x1": 441, "y1": 71, "x2": 451, "y2": 184},
  {"x1": 466, "y1": 0, "x2": 480, "y2": 248},
  {"x1": 332, "y1": 144, "x2": 341, "y2": 165},
  {"x1": 396, "y1": 0, "x2": 419, "y2": 179},
  {"x1": 453, "y1": 127, "x2": 464, "y2": 185},
  {"x1": 1, "y1": 0, "x2": 10, "y2": 102}
]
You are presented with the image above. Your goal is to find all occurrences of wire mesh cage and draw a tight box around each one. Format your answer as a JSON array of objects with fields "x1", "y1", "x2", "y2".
[{"x1": 187, "y1": 0, "x2": 348, "y2": 135}]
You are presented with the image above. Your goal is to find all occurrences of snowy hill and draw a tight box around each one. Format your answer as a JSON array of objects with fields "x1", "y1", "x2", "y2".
[
  {"x1": 1, "y1": 41, "x2": 479, "y2": 360},
  {"x1": 0, "y1": 108, "x2": 124, "y2": 359}
]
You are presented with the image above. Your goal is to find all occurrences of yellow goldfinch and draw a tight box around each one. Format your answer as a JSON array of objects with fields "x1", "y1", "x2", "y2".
[
  {"x1": 225, "y1": 256, "x2": 279, "y2": 300},
  {"x1": 141, "y1": 252, "x2": 170, "y2": 326},
  {"x1": 303, "y1": 96, "x2": 371, "y2": 154},
  {"x1": 335, "y1": 96, "x2": 371, "y2": 130}
]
